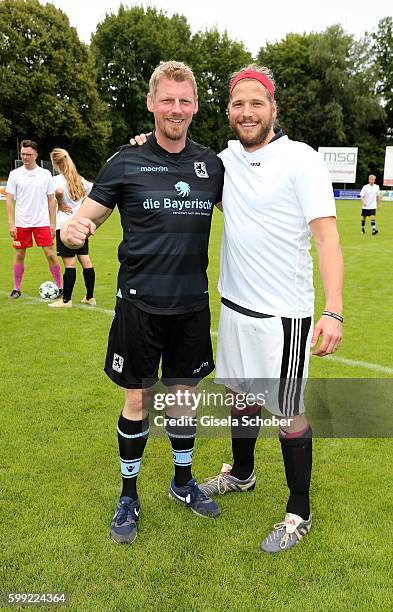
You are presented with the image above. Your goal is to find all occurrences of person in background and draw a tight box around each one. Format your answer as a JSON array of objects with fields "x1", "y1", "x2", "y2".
[
  {"x1": 6, "y1": 139, "x2": 62, "y2": 299},
  {"x1": 360, "y1": 174, "x2": 381, "y2": 235},
  {"x1": 49, "y1": 148, "x2": 96, "y2": 308}
]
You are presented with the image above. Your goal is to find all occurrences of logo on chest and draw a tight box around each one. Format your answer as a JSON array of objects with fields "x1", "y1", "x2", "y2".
[
  {"x1": 194, "y1": 162, "x2": 209, "y2": 178},
  {"x1": 174, "y1": 181, "x2": 191, "y2": 197}
]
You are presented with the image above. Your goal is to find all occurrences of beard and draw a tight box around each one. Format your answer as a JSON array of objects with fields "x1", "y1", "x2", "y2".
[
  {"x1": 160, "y1": 118, "x2": 186, "y2": 141},
  {"x1": 162, "y1": 128, "x2": 183, "y2": 141},
  {"x1": 230, "y1": 114, "x2": 275, "y2": 149}
]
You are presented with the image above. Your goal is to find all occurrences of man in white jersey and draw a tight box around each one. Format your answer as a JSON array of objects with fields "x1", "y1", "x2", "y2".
[
  {"x1": 6, "y1": 139, "x2": 63, "y2": 298},
  {"x1": 360, "y1": 174, "x2": 381, "y2": 235},
  {"x1": 200, "y1": 65, "x2": 344, "y2": 553}
]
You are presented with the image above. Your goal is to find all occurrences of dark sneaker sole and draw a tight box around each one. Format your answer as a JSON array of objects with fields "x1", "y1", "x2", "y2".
[{"x1": 110, "y1": 530, "x2": 137, "y2": 544}]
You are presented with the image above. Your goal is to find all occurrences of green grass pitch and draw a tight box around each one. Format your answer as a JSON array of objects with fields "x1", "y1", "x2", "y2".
[{"x1": 1, "y1": 201, "x2": 392, "y2": 611}]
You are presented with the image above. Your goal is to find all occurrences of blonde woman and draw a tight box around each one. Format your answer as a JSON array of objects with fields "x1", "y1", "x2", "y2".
[{"x1": 49, "y1": 148, "x2": 96, "y2": 308}]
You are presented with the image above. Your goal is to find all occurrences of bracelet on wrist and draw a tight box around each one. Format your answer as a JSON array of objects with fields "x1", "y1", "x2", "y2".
[{"x1": 322, "y1": 310, "x2": 343, "y2": 323}]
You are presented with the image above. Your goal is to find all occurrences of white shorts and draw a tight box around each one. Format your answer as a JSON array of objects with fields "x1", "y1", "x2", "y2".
[{"x1": 215, "y1": 304, "x2": 313, "y2": 416}]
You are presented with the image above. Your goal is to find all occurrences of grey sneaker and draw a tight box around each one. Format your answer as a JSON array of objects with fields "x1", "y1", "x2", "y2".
[
  {"x1": 260, "y1": 513, "x2": 312, "y2": 553},
  {"x1": 199, "y1": 463, "x2": 256, "y2": 496}
]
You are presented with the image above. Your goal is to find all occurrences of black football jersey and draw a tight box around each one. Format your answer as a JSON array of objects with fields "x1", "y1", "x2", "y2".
[{"x1": 90, "y1": 133, "x2": 224, "y2": 314}]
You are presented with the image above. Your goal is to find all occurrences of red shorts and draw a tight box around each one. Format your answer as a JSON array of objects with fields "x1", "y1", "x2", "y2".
[{"x1": 13, "y1": 227, "x2": 53, "y2": 249}]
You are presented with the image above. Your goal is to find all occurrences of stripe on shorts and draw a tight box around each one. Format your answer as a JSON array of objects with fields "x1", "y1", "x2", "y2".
[{"x1": 279, "y1": 317, "x2": 312, "y2": 416}]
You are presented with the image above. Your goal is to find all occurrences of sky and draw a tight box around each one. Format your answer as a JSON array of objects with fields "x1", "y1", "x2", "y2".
[{"x1": 46, "y1": 0, "x2": 392, "y2": 55}]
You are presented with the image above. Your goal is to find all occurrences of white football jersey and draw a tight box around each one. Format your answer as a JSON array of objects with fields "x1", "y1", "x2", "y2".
[
  {"x1": 6, "y1": 165, "x2": 54, "y2": 227},
  {"x1": 218, "y1": 135, "x2": 336, "y2": 318},
  {"x1": 360, "y1": 183, "x2": 380, "y2": 209},
  {"x1": 53, "y1": 174, "x2": 93, "y2": 229}
]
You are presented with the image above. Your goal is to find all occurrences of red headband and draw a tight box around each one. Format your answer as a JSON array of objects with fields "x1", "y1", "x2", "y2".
[{"x1": 229, "y1": 71, "x2": 275, "y2": 98}]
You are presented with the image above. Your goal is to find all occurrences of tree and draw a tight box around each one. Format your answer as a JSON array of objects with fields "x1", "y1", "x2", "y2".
[
  {"x1": 190, "y1": 29, "x2": 252, "y2": 152},
  {"x1": 0, "y1": 114, "x2": 11, "y2": 142},
  {"x1": 257, "y1": 26, "x2": 386, "y2": 185},
  {"x1": 372, "y1": 17, "x2": 393, "y2": 138},
  {"x1": 0, "y1": 0, "x2": 111, "y2": 176},
  {"x1": 91, "y1": 6, "x2": 253, "y2": 153},
  {"x1": 91, "y1": 5, "x2": 194, "y2": 150}
]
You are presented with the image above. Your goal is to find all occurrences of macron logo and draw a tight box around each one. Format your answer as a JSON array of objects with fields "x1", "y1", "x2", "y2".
[{"x1": 140, "y1": 166, "x2": 168, "y2": 172}]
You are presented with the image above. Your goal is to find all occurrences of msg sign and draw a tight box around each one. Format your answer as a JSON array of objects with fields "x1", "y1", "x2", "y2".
[
  {"x1": 318, "y1": 147, "x2": 358, "y2": 183},
  {"x1": 383, "y1": 146, "x2": 393, "y2": 187}
]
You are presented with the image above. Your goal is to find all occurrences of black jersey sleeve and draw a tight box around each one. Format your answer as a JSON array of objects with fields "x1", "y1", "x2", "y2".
[
  {"x1": 215, "y1": 157, "x2": 224, "y2": 203},
  {"x1": 89, "y1": 148, "x2": 125, "y2": 209}
]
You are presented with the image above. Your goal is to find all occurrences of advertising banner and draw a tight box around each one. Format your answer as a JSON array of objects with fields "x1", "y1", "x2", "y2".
[
  {"x1": 318, "y1": 147, "x2": 358, "y2": 183},
  {"x1": 383, "y1": 147, "x2": 393, "y2": 187}
]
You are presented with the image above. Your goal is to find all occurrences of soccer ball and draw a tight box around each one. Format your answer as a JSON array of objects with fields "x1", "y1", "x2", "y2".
[{"x1": 39, "y1": 281, "x2": 59, "y2": 300}]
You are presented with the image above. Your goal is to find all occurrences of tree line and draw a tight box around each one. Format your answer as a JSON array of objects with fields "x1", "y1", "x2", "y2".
[{"x1": 0, "y1": 0, "x2": 392, "y2": 185}]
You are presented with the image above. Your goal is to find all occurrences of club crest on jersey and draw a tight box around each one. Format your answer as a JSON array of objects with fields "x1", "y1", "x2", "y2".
[
  {"x1": 174, "y1": 181, "x2": 191, "y2": 197},
  {"x1": 194, "y1": 161, "x2": 209, "y2": 178}
]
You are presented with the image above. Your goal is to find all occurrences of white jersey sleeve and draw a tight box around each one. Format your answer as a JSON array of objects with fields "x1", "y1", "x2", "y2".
[
  {"x1": 5, "y1": 170, "x2": 17, "y2": 196},
  {"x1": 293, "y1": 146, "x2": 336, "y2": 223},
  {"x1": 82, "y1": 178, "x2": 93, "y2": 197},
  {"x1": 53, "y1": 174, "x2": 63, "y2": 191},
  {"x1": 44, "y1": 171, "x2": 55, "y2": 195}
]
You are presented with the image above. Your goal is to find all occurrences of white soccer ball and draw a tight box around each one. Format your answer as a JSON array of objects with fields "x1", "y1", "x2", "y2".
[{"x1": 39, "y1": 281, "x2": 59, "y2": 300}]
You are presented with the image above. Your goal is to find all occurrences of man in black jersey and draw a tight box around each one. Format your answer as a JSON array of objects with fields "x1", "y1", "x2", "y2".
[{"x1": 61, "y1": 61, "x2": 224, "y2": 544}]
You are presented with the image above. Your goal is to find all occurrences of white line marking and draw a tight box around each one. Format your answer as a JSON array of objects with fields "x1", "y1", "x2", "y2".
[
  {"x1": 0, "y1": 290, "x2": 113, "y2": 314},
  {"x1": 342, "y1": 245, "x2": 393, "y2": 253},
  {"x1": 322, "y1": 356, "x2": 393, "y2": 374},
  {"x1": 3, "y1": 291, "x2": 392, "y2": 374}
]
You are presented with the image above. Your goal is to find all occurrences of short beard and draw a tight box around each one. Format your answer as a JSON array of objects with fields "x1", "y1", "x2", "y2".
[
  {"x1": 162, "y1": 128, "x2": 183, "y2": 141},
  {"x1": 230, "y1": 118, "x2": 274, "y2": 150},
  {"x1": 161, "y1": 120, "x2": 185, "y2": 141}
]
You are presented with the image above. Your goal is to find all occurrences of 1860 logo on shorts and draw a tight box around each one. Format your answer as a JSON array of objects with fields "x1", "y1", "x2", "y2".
[{"x1": 112, "y1": 353, "x2": 124, "y2": 373}]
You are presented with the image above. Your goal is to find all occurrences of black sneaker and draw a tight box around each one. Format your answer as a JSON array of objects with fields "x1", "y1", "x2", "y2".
[
  {"x1": 169, "y1": 477, "x2": 221, "y2": 518},
  {"x1": 372, "y1": 229, "x2": 379, "y2": 235},
  {"x1": 9, "y1": 289, "x2": 21, "y2": 299},
  {"x1": 110, "y1": 496, "x2": 140, "y2": 544}
]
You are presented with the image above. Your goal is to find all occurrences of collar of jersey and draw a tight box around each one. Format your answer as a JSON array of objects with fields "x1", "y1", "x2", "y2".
[
  {"x1": 148, "y1": 131, "x2": 192, "y2": 158},
  {"x1": 269, "y1": 129, "x2": 284, "y2": 144},
  {"x1": 238, "y1": 129, "x2": 286, "y2": 161}
]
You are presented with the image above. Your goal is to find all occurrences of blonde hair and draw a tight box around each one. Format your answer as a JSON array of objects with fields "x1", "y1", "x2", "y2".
[
  {"x1": 149, "y1": 60, "x2": 197, "y2": 99},
  {"x1": 50, "y1": 148, "x2": 85, "y2": 201}
]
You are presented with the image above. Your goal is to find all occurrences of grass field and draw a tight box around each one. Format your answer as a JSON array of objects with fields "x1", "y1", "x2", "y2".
[{"x1": 1, "y1": 201, "x2": 393, "y2": 611}]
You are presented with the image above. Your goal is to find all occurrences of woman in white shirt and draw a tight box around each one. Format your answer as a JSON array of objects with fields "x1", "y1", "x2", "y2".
[{"x1": 49, "y1": 148, "x2": 96, "y2": 308}]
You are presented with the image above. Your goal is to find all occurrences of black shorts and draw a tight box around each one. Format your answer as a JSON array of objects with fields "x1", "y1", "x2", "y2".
[
  {"x1": 361, "y1": 209, "x2": 376, "y2": 217},
  {"x1": 104, "y1": 299, "x2": 215, "y2": 389},
  {"x1": 56, "y1": 229, "x2": 89, "y2": 257}
]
